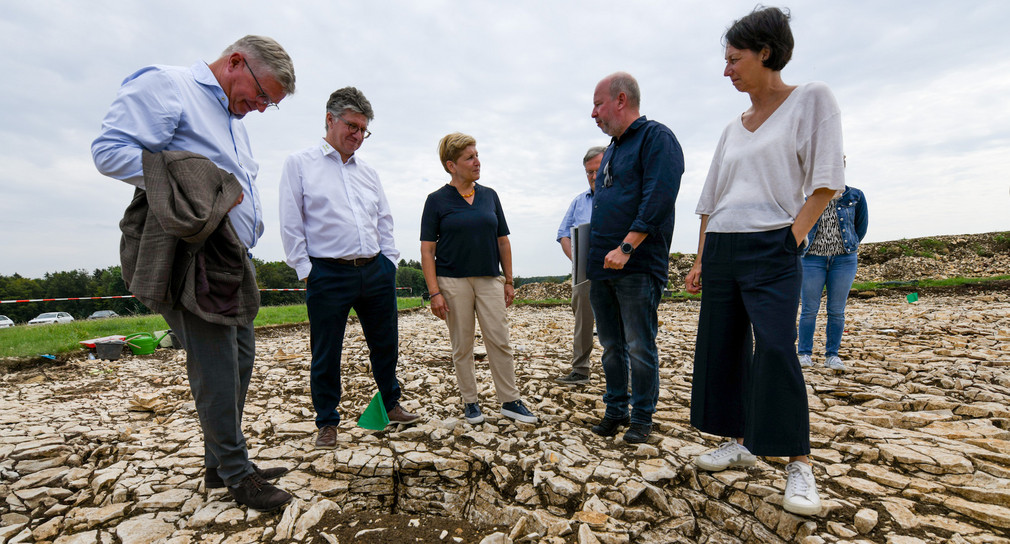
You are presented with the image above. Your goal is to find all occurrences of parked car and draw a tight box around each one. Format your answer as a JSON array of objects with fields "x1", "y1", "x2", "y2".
[
  {"x1": 28, "y1": 312, "x2": 75, "y2": 325},
  {"x1": 87, "y1": 310, "x2": 120, "y2": 320},
  {"x1": 0, "y1": 315, "x2": 13, "y2": 328}
]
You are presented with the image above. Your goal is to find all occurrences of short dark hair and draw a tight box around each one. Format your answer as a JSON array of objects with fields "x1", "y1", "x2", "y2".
[
  {"x1": 725, "y1": 6, "x2": 793, "y2": 71},
  {"x1": 326, "y1": 87, "x2": 374, "y2": 122}
]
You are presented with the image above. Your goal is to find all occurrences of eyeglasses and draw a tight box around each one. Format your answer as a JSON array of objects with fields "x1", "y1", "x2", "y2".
[
  {"x1": 337, "y1": 116, "x2": 371, "y2": 139},
  {"x1": 585, "y1": 169, "x2": 598, "y2": 179},
  {"x1": 244, "y1": 59, "x2": 279, "y2": 110}
]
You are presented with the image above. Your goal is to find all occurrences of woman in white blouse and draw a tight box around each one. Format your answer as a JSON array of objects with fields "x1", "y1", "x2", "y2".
[{"x1": 684, "y1": 6, "x2": 844, "y2": 517}]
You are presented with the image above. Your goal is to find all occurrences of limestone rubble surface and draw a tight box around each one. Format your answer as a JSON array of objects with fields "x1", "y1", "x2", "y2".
[{"x1": 2, "y1": 294, "x2": 1010, "y2": 544}]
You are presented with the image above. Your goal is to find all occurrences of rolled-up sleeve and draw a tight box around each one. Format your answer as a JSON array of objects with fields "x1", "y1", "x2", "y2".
[
  {"x1": 91, "y1": 69, "x2": 181, "y2": 188},
  {"x1": 556, "y1": 198, "x2": 578, "y2": 242}
]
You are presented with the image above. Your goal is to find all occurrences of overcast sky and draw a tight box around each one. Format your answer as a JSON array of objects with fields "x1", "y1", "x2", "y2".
[{"x1": 1, "y1": 1, "x2": 1007, "y2": 280}]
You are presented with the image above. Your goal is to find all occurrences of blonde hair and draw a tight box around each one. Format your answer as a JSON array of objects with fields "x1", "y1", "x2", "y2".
[{"x1": 438, "y1": 132, "x2": 477, "y2": 174}]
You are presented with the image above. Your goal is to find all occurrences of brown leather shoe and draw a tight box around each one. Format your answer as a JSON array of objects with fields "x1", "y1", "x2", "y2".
[
  {"x1": 315, "y1": 425, "x2": 337, "y2": 449},
  {"x1": 387, "y1": 404, "x2": 420, "y2": 425},
  {"x1": 227, "y1": 472, "x2": 292, "y2": 512}
]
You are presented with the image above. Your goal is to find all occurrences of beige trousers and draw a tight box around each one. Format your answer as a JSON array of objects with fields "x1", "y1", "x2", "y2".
[
  {"x1": 571, "y1": 279, "x2": 595, "y2": 374},
  {"x1": 438, "y1": 275, "x2": 520, "y2": 404}
]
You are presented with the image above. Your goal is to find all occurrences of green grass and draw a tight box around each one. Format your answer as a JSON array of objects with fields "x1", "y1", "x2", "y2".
[
  {"x1": 665, "y1": 290, "x2": 702, "y2": 300},
  {"x1": 514, "y1": 298, "x2": 568, "y2": 305},
  {"x1": 851, "y1": 275, "x2": 1010, "y2": 291},
  {"x1": 0, "y1": 298, "x2": 426, "y2": 359}
]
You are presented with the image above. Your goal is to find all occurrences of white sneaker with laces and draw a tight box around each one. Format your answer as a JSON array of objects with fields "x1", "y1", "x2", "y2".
[
  {"x1": 783, "y1": 461, "x2": 822, "y2": 516},
  {"x1": 695, "y1": 441, "x2": 757, "y2": 472},
  {"x1": 825, "y1": 355, "x2": 845, "y2": 371},
  {"x1": 798, "y1": 354, "x2": 813, "y2": 367}
]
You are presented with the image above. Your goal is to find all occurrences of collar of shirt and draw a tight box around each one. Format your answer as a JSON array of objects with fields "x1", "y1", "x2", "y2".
[
  {"x1": 190, "y1": 62, "x2": 231, "y2": 116},
  {"x1": 320, "y1": 139, "x2": 358, "y2": 166},
  {"x1": 611, "y1": 116, "x2": 648, "y2": 146}
]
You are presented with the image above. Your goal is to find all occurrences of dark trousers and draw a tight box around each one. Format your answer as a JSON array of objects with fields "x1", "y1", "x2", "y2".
[
  {"x1": 307, "y1": 255, "x2": 401, "y2": 427},
  {"x1": 690, "y1": 227, "x2": 810, "y2": 457},
  {"x1": 162, "y1": 308, "x2": 254, "y2": 487}
]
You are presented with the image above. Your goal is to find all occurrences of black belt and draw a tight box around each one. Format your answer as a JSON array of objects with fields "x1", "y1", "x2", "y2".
[{"x1": 320, "y1": 255, "x2": 378, "y2": 267}]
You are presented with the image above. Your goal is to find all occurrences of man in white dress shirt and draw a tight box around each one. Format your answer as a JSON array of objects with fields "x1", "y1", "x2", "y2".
[{"x1": 279, "y1": 87, "x2": 419, "y2": 449}]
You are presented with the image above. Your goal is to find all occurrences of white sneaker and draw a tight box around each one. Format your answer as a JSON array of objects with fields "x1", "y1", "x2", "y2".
[
  {"x1": 783, "y1": 461, "x2": 822, "y2": 516},
  {"x1": 695, "y1": 441, "x2": 757, "y2": 472},
  {"x1": 798, "y1": 354, "x2": 813, "y2": 367},
  {"x1": 825, "y1": 355, "x2": 845, "y2": 371}
]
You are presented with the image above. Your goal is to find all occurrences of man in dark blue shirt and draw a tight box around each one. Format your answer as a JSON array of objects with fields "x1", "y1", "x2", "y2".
[{"x1": 588, "y1": 72, "x2": 684, "y2": 444}]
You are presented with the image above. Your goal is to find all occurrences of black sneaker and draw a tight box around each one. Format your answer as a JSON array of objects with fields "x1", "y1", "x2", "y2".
[
  {"x1": 591, "y1": 415, "x2": 630, "y2": 437},
  {"x1": 623, "y1": 423, "x2": 652, "y2": 444},
  {"x1": 501, "y1": 399, "x2": 538, "y2": 424},
  {"x1": 228, "y1": 472, "x2": 292, "y2": 512},
  {"x1": 205, "y1": 463, "x2": 289, "y2": 489},
  {"x1": 554, "y1": 371, "x2": 590, "y2": 385},
  {"x1": 464, "y1": 403, "x2": 485, "y2": 424}
]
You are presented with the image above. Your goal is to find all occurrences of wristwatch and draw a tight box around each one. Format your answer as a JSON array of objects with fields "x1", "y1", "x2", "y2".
[{"x1": 620, "y1": 242, "x2": 635, "y2": 255}]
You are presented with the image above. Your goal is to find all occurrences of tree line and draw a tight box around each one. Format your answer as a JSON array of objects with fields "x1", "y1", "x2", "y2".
[{"x1": 0, "y1": 261, "x2": 567, "y2": 324}]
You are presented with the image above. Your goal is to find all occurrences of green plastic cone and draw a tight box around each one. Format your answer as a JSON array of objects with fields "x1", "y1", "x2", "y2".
[{"x1": 357, "y1": 391, "x2": 389, "y2": 430}]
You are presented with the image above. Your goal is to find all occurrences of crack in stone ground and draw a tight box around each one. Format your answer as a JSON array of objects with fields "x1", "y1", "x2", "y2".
[{"x1": 3, "y1": 295, "x2": 1010, "y2": 543}]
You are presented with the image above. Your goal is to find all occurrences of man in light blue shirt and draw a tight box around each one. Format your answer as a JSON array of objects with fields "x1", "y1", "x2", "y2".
[
  {"x1": 554, "y1": 145, "x2": 606, "y2": 385},
  {"x1": 92, "y1": 36, "x2": 296, "y2": 512}
]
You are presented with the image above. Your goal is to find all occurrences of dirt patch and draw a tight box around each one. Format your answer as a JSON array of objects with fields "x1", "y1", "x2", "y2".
[
  {"x1": 305, "y1": 511, "x2": 501, "y2": 543},
  {"x1": 0, "y1": 353, "x2": 73, "y2": 375}
]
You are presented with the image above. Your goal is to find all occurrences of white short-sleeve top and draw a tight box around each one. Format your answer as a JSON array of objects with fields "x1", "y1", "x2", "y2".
[{"x1": 696, "y1": 82, "x2": 845, "y2": 233}]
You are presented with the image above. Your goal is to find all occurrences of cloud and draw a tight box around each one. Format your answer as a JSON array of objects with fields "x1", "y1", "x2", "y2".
[{"x1": 1, "y1": 0, "x2": 1008, "y2": 279}]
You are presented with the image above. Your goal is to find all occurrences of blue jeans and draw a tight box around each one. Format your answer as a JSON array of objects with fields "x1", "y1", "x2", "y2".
[
  {"x1": 590, "y1": 273, "x2": 663, "y2": 426},
  {"x1": 798, "y1": 252, "x2": 858, "y2": 358}
]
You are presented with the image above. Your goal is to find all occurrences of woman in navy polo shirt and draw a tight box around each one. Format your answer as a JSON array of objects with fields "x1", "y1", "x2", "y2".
[{"x1": 420, "y1": 132, "x2": 537, "y2": 427}]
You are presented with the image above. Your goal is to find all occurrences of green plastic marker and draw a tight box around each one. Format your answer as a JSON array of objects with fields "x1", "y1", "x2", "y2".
[{"x1": 357, "y1": 391, "x2": 389, "y2": 430}]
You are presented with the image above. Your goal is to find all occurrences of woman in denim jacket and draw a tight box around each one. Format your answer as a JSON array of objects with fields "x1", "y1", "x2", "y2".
[{"x1": 798, "y1": 185, "x2": 868, "y2": 370}]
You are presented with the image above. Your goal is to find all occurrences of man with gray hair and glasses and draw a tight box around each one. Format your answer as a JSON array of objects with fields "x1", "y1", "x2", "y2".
[
  {"x1": 554, "y1": 145, "x2": 607, "y2": 385},
  {"x1": 279, "y1": 87, "x2": 420, "y2": 451},
  {"x1": 92, "y1": 35, "x2": 296, "y2": 511}
]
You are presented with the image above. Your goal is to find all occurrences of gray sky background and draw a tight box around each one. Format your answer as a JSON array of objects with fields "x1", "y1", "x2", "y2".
[{"x1": 1, "y1": 1, "x2": 1007, "y2": 280}]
